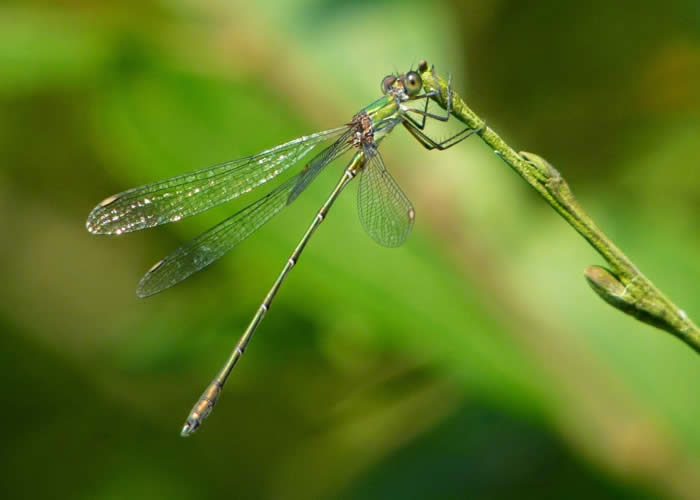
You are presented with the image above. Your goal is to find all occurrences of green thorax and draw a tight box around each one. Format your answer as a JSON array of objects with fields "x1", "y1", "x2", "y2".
[{"x1": 362, "y1": 94, "x2": 401, "y2": 127}]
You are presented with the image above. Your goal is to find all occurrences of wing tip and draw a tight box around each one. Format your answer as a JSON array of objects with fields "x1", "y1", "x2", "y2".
[
  {"x1": 85, "y1": 216, "x2": 124, "y2": 235},
  {"x1": 135, "y1": 259, "x2": 167, "y2": 298},
  {"x1": 86, "y1": 194, "x2": 121, "y2": 235}
]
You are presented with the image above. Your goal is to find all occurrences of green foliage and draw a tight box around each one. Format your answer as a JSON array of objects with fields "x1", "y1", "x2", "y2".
[{"x1": 1, "y1": 1, "x2": 699, "y2": 499}]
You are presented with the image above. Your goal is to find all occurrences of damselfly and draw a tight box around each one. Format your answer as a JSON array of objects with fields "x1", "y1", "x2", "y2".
[{"x1": 86, "y1": 61, "x2": 482, "y2": 436}]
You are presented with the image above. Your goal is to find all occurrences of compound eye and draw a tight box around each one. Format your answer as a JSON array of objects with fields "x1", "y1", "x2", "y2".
[
  {"x1": 404, "y1": 71, "x2": 422, "y2": 96},
  {"x1": 381, "y1": 75, "x2": 396, "y2": 94}
]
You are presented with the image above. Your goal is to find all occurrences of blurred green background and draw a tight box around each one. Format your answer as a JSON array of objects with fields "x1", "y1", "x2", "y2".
[{"x1": 1, "y1": 1, "x2": 699, "y2": 499}]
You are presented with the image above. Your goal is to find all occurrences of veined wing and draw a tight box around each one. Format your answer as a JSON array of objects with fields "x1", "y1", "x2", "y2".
[
  {"x1": 357, "y1": 145, "x2": 415, "y2": 247},
  {"x1": 137, "y1": 175, "x2": 298, "y2": 297},
  {"x1": 136, "y1": 140, "x2": 352, "y2": 297},
  {"x1": 86, "y1": 126, "x2": 349, "y2": 235},
  {"x1": 287, "y1": 127, "x2": 354, "y2": 204}
]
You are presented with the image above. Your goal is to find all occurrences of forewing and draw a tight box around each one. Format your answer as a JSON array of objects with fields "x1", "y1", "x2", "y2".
[
  {"x1": 136, "y1": 175, "x2": 300, "y2": 297},
  {"x1": 286, "y1": 127, "x2": 354, "y2": 205},
  {"x1": 357, "y1": 148, "x2": 415, "y2": 247},
  {"x1": 86, "y1": 127, "x2": 348, "y2": 235}
]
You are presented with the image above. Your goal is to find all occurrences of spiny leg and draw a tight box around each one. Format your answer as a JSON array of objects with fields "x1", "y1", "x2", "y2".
[
  {"x1": 401, "y1": 73, "x2": 485, "y2": 150},
  {"x1": 403, "y1": 118, "x2": 486, "y2": 151},
  {"x1": 405, "y1": 72, "x2": 455, "y2": 125}
]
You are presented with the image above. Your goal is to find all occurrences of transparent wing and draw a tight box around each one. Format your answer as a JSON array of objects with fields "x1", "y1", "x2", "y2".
[
  {"x1": 357, "y1": 147, "x2": 415, "y2": 247},
  {"x1": 86, "y1": 126, "x2": 349, "y2": 235},
  {"x1": 136, "y1": 140, "x2": 351, "y2": 297},
  {"x1": 287, "y1": 128, "x2": 354, "y2": 204},
  {"x1": 137, "y1": 176, "x2": 298, "y2": 297}
]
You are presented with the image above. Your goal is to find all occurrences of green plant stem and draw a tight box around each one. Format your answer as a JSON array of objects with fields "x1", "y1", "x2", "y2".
[{"x1": 418, "y1": 61, "x2": 700, "y2": 354}]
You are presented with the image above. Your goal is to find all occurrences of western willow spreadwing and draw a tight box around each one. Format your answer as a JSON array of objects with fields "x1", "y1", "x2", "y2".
[{"x1": 86, "y1": 61, "x2": 482, "y2": 436}]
